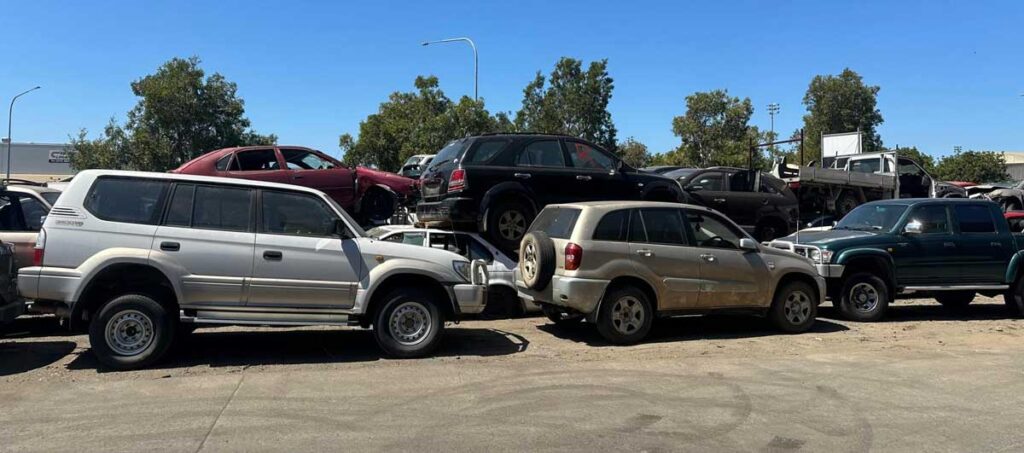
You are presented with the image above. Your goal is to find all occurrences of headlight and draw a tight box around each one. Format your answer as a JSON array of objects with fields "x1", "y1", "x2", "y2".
[
  {"x1": 808, "y1": 249, "x2": 833, "y2": 263},
  {"x1": 453, "y1": 261, "x2": 471, "y2": 281}
]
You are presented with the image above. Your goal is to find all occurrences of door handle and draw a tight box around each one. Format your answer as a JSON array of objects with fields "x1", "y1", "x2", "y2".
[
  {"x1": 635, "y1": 249, "x2": 653, "y2": 257},
  {"x1": 713, "y1": 198, "x2": 726, "y2": 203},
  {"x1": 514, "y1": 173, "x2": 532, "y2": 179},
  {"x1": 700, "y1": 253, "x2": 716, "y2": 263},
  {"x1": 943, "y1": 242, "x2": 956, "y2": 248},
  {"x1": 576, "y1": 175, "x2": 592, "y2": 181},
  {"x1": 160, "y1": 241, "x2": 180, "y2": 252},
  {"x1": 263, "y1": 250, "x2": 283, "y2": 260},
  {"x1": 991, "y1": 242, "x2": 1003, "y2": 247},
  {"x1": 293, "y1": 175, "x2": 304, "y2": 180}
]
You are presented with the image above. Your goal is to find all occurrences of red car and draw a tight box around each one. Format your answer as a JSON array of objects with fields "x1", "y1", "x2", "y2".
[{"x1": 171, "y1": 146, "x2": 416, "y2": 223}]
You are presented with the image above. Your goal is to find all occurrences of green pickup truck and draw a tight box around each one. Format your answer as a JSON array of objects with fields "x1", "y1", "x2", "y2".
[{"x1": 768, "y1": 198, "x2": 1024, "y2": 321}]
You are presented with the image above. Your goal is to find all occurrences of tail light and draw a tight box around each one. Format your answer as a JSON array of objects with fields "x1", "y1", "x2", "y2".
[
  {"x1": 564, "y1": 242, "x2": 583, "y2": 271},
  {"x1": 448, "y1": 168, "x2": 467, "y2": 193},
  {"x1": 33, "y1": 228, "x2": 46, "y2": 266},
  {"x1": 788, "y1": 181, "x2": 801, "y2": 190}
]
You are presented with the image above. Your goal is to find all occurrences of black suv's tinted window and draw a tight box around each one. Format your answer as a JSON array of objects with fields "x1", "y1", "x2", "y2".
[
  {"x1": 529, "y1": 207, "x2": 580, "y2": 239},
  {"x1": 728, "y1": 170, "x2": 754, "y2": 192},
  {"x1": 955, "y1": 204, "x2": 996, "y2": 233},
  {"x1": 262, "y1": 190, "x2": 337, "y2": 237},
  {"x1": 567, "y1": 141, "x2": 616, "y2": 171},
  {"x1": 517, "y1": 140, "x2": 565, "y2": 167},
  {"x1": 639, "y1": 209, "x2": 686, "y2": 245},
  {"x1": 465, "y1": 140, "x2": 511, "y2": 164},
  {"x1": 85, "y1": 177, "x2": 169, "y2": 225},
  {"x1": 164, "y1": 184, "x2": 195, "y2": 227},
  {"x1": 235, "y1": 149, "x2": 279, "y2": 171},
  {"x1": 687, "y1": 171, "x2": 724, "y2": 191},
  {"x1": 593, "y1": 209, "x2": 629, "y2": 241},
  {"x1": 192, "y1": 185, "x2": 251, "y2": 232}
]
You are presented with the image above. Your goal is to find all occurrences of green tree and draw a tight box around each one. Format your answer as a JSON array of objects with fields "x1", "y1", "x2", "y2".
[
  {"x1": 934, "y1": 151, "x2": 1009, "y2": 183},
  {"x1": 70, "y1": 56, "x2": 275, "y2": 172},
  {"x1": 340, "y1": 76, "x2": 507, "y2": 171},
  {"x1": 801, "y1": 68, "x2": 883, "y2": 161},
  {"x1": 514, "y1": 57, "x2": 617, "y2": 150},
  {"x1": 616, "y1": 137, "x2": 651, "y2": 168},
  {"x1": 669, "y1": 89, "x2": 764, "y2": 168}
]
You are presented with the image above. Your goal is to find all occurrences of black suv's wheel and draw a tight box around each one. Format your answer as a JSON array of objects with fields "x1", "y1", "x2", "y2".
[
  {"x1": 374, "y1": 289, "x2": 443, "y2": 358},
  {"x1": 935, "y1": 291, "x2": 975, "y2": 310},
  {"x1": 769, "y1": 280, "x2": 818, "y2": 333},
  {"x1": 1005, "y1": 278, "x2": 1024, "y2": 317},
  {"x1": 596, "y1": 286, "x2": 654, "y2": 344},
  {"x1": 519, "y1": 231, "x2": 555, "y2": 290},
  {"x1": 837, "y1": 272, "x2": 890, "y2": 322},
  {"x1": 88, "y1": 294, "x2": 176, "y2": 370},
  {"x1": 542, "y1": 305, "x2": 583, "y2": 326},
  {"x1": 488, "y1": 199, "x2": 533, "y2": 255}
]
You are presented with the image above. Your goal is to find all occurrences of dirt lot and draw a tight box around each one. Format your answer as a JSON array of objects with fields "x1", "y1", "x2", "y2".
[{"x1": 3, "y1": 297, "x2": 1024, "y2": 452}]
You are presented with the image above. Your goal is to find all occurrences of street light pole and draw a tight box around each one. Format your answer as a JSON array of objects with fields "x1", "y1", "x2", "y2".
[
  {"x1": 767, "y1": 103, "x2": 780, "y2": 155},
  {"x1": 7, "y1": 86, "x2": 41, "y2": 181},
  {"x1": 421, "y1": 37, "x2": 478, "y2": 102}
]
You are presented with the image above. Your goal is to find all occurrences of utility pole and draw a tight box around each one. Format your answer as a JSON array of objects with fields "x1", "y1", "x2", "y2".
[{"x1": 767, "y1": 103, "x2": 780, "y2": 156}]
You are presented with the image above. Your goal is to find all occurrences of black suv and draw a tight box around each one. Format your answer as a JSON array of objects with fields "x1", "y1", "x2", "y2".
[
  {"x1": 417, "y1": 134, "x2": 684, "y2": 253},
  {"x1": 660, "y1": 167, "x2": 798, "y2": 241}
]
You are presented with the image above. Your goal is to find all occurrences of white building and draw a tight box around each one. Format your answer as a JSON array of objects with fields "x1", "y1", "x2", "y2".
[{"x1": 0, "y1": 142, "x2": 75, "y2": 183}]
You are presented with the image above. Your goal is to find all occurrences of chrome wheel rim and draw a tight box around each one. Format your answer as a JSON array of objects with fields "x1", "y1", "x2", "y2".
[
  {"x1": 389, "y1": 302, "x2": 432, "y2": 346},
  {"x1": 610, "y1": 296, "x2": 645, "y2": 335},
  {"x1": 783, "y1": 290, "x2": 812, "y2": 325},
  {"x1": 850, "y1": 283, "x2": 879, "y2": 312},
  {"x1": 522, "y1": 242, "x2": 537, "y2": 281},
  {"x1": 498, "y1": 210, "x2": 526, "y2": 241},
  {"x1": 105, "y1": 309, "x2": 155, "y2": 356}
]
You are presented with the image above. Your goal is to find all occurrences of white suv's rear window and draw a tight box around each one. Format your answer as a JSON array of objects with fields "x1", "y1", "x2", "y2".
[{"x1": 529, "y1": 207, "x2": 581, "y2": 239}]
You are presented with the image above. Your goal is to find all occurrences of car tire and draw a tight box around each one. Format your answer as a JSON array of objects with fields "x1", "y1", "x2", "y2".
[
  {"x1": 935, "y1": 291, "x2": 975, "y2": 310},
  {"x1": 88, "y1": 294, "x2": 176, "y2": 370},
  {"x1": 360, "y1": 188, "x2": 397, "y2": 224},
  {"x1": 482, "y1": 287, "x2": 525, "y2": 319},
  {"x1": 836, "y1": 192, "x2": 859, "y2": 219},
  {"x1": 769, "y1": 280, "x2": 818, "y2": 333},
  {"x1": 374, "y1": 289, "x2": 443, "y2": 359},
  {"x1": 542, "y1": 305, "x2": 583, "y2": 326},
  {"x1": 595, "y1": 286, "x2": 654, "y2": 345},
  {"x1": 488, "y1": 199, "x2": 533, "y2": 255},
  {"x1": 1005, "y1": 278, "x2": 1024, "y2": 317},
  {"x1": 838, "y1": 272, "x2": 890, "y2": 322},
  {"x1": 519, "y1": 231, "x2": 556, "y2": 290},
  {"x1": 1000, "y1": 198, "x2": 1022, "y2": 213}
]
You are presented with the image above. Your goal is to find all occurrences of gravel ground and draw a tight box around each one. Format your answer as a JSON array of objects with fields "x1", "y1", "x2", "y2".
[{"x1": 2, "y1": 297, "x2": 1023, "y2": 451}]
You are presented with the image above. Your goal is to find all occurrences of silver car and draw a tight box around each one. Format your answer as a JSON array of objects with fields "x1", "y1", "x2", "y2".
[{"x1": 515, "y1": 201, "x2": 825, "y2": 344}]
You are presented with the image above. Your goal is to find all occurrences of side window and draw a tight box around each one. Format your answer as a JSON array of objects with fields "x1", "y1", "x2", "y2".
[
  {"x1": 687, "y1": 172, "x2": 724, "y2": 191},
  {"x1": 457, "y1": 235, "x2": 495, "y2": 263},
  {"x1": 381, "y1": 233, "x2": 405, "y2": 243},
  {"x1": 592, "y1": 209, "x2": 629, "y2": 242},
  {"x1": 261, "y1": 190, "x2": 337, "y2": 237},
  {"x1": 639, "y1": 209, "x2": 686, "y2": 245},
  {"x1": 906, "y1": 205, "x2": 950, "y2": 234},
  {"x1": 728, "y1": 171, "x2": 754, "y2": 192},
  {"x1": 192, "y1": 185, "x2": 252, "y2": 232},
  {"x1": 898, "y1": 160, "x2": 924, "y2": 177},
  {"x1": 759, "y1": 176, "x2": 780, "y2": 194},
  {"x1": 215, "y1": 154, "x2": 234, "y2": 171},
  {"x1": 85, "y1": 177, "x2": 169, "y2": 225},
  {"x1": 281, "y1": 148, "x2": 336, "y2": 170},
  {"x1": 402, "y1": 232, "x2": 425, "y2": 245},
  {"x1": 686, "y1": 210, "x2": 743, "y2": 249},
  {"x1": 465, "y1": 140, "x2": 511, "y2": 164},
  {"x1": 627, "y1": 209, "x2": 646, "y2": 242},
  {"x1": 567, "y1": 142, "x2": 616, "y2": 171},
  {"x1": 18, "y1": 196, "x2": 47, "y2": 231},
  {"x1": 235, "y1": 149, "x2": 280, "y2": 171},
  {"x1": 428, "y1": 232, "x2": 464, "y2": 254},
  {"x1": 164, "y1": 184, "x2": 195, "y2": 227},
  {"x1": 516, "y1": 140, "x2": 565, "y2": 167},
  {"x1": 954, "y1": 205, "x2": 996, "y2": 233},
  {"x1": 0, "y1": 195, "x2": 26, "y2": 230}
]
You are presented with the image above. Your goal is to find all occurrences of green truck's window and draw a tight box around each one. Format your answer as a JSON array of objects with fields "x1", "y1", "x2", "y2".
[{"x1": 955, "y1": 205, "x2": 995, "y2": 233}]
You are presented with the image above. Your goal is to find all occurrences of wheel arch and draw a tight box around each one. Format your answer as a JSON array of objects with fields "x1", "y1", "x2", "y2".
[
  {"x1": 479, "y1": 183, "x2": 538, "y2": 233},
  {"x1": 589, "y1": 275, "x2": 657, "y2": 322},
  {"x1": 72, "y1": 262, "x2": 179, "y2": 330},
  {"x1": 774, "y1": 272, "x2": 822, "y2": 305},
  {"x1": 836, "y1": 251, "x2": 897, "y2": 294},
  {"x1": 361, "y1": 272, "x2": 456, "y2": 328}
]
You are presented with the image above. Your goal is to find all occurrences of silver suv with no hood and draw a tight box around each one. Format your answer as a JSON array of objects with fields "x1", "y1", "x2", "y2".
[
  {"x1": 19, "y1": 170, "x2": 488, "y2": 369},
  {"x1": 515, "y1": 201, "x2": 824, "y2": 344}
]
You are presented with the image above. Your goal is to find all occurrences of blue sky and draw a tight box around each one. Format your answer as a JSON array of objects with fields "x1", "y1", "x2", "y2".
[{"x1": 3, "y1": 0, "x2": 1022, "y2": 160}]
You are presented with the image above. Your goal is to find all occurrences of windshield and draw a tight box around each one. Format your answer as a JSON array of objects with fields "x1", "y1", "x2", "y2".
[
  {"x1": 403, "y1": 156, "x2": 422, "y2": 166},
  {"x1": 834, "y1": 204, "x2": 908, "y2": 232}
]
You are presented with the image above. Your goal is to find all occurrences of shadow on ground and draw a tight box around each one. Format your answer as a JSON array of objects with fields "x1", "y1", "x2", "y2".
[
  {"x1": 1, "y1": 315, "x2": 72, "y2": 340},
  {"x1": 0, "y1": 340, "x2": 76, "y2": 376},
  {"x1": 536, "y1": 314, "x2": 849, "y2": 347},
  {"x1": 818, "y1": 300, "x2": 1018, "y2": 323},
  {"x1": 66, "y1": 326, "x2": 530, "y2": 372}
]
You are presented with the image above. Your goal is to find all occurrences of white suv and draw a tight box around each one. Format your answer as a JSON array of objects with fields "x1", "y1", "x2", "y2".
[{"x1": 19, "y1": 170, "x2": 488, "y2": 369}]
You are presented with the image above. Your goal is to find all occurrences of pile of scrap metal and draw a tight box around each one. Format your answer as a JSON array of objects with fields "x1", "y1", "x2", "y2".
[{"x1": 966, "y1": 180, "x2": 1024, "y2": 211}]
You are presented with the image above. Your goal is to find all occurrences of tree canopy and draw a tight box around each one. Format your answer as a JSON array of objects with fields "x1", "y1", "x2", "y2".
[
  {"x1": 934, "y1": 150, "x2": 1009, "y2": 183},
  {"x1": 70, "y1": 57, "x2": 275, "y2": 172},
  {"x1": 800, "y1": 68, "x2": 883, "y2": 161},
  {"x1": 660, "y1": 89, "x2": 764, "y2": 168},
  {"x1": 615, "y1": 137, "x2": 651, "y2": 168}
]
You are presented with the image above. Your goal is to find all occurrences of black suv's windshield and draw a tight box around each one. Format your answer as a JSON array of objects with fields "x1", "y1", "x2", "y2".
[{"x1": 834, "y1": 204, "x2": 908, "y2": 232}]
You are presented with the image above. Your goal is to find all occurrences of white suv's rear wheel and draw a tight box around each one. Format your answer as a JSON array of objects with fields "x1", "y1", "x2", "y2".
[
  {"x1": 596, "y1": 286, "x2": 653, "y2": 345},
  {"x1": 88, "y1": 294, "x2": 176, "y2": 370},
  {"x1": 374, "y1": 289, "x2": 443, "y2": 358}
]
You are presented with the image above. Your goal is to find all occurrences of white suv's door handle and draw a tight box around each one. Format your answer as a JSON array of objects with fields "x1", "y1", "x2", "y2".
[
  {"x1": 700, "y1": 253, "x2": 716, "y2": 263},
  {"x1": 635, "y1": 249, "x2": 653, "y2": 257},
  {"x1": 514, "y1": 173, "x2": 532, "y2": 179},
  {"x1": 576, "y1": 175, "x2": 592, "y2": 181}
]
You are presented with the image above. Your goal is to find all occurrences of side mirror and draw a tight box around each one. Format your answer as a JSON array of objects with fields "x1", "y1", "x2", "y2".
[
  {"x1": 739, "y1": 238, "x2": 759, "y2": 251},
  {"x1": 904, "y1": 221, "x2": 922, "y2": 235}
]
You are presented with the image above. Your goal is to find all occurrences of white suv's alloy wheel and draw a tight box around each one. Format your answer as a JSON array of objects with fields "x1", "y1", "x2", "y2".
[
  {"x1": 522, "y1": 242, "x2": 537, "y2": 281},
  {"x1": 389, "y1": 301, "x2": 432, "y2": 346},
  {"x1": 105, "y1": 309, "x2": 155, "y2": 356}
]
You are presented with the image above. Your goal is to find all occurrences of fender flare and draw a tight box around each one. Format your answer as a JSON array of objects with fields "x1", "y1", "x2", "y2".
[
  {"x1": 357, "y1": 258, "x2": 461, "y2": 315},
  {"x1": 835, "y1": 248, "x2": 897, "y2": 288},
  {"x1": 1004, "y1": 250, "x2": 1024, "y2": 284}
]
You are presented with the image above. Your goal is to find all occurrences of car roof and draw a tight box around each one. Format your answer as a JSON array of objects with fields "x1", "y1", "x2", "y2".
[
  {"x1": 72, "y1": 169, "x2": 331, "y2": 196},
  {"x1": 548, "y1": 200, "x2": 714, "y2": 212},
  {"x1": 5, "y1": 184, "x2": 61, "y2": 194},
  {"x1": 861, "y1": 197, "x2": 993, "y2": 207}
]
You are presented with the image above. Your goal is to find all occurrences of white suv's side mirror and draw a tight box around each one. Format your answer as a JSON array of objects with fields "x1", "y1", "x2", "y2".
[{"x1": 739, "y1": 238, "x2": 758, "y2": 251}]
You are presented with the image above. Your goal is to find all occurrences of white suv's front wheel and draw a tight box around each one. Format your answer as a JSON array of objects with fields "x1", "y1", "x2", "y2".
[
  {"x1": 374, "y1": 289, "x2": 443, "y2": 358},
  {"x1": 88, "y1": 294, "x2": 176, "y2": 370}
]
